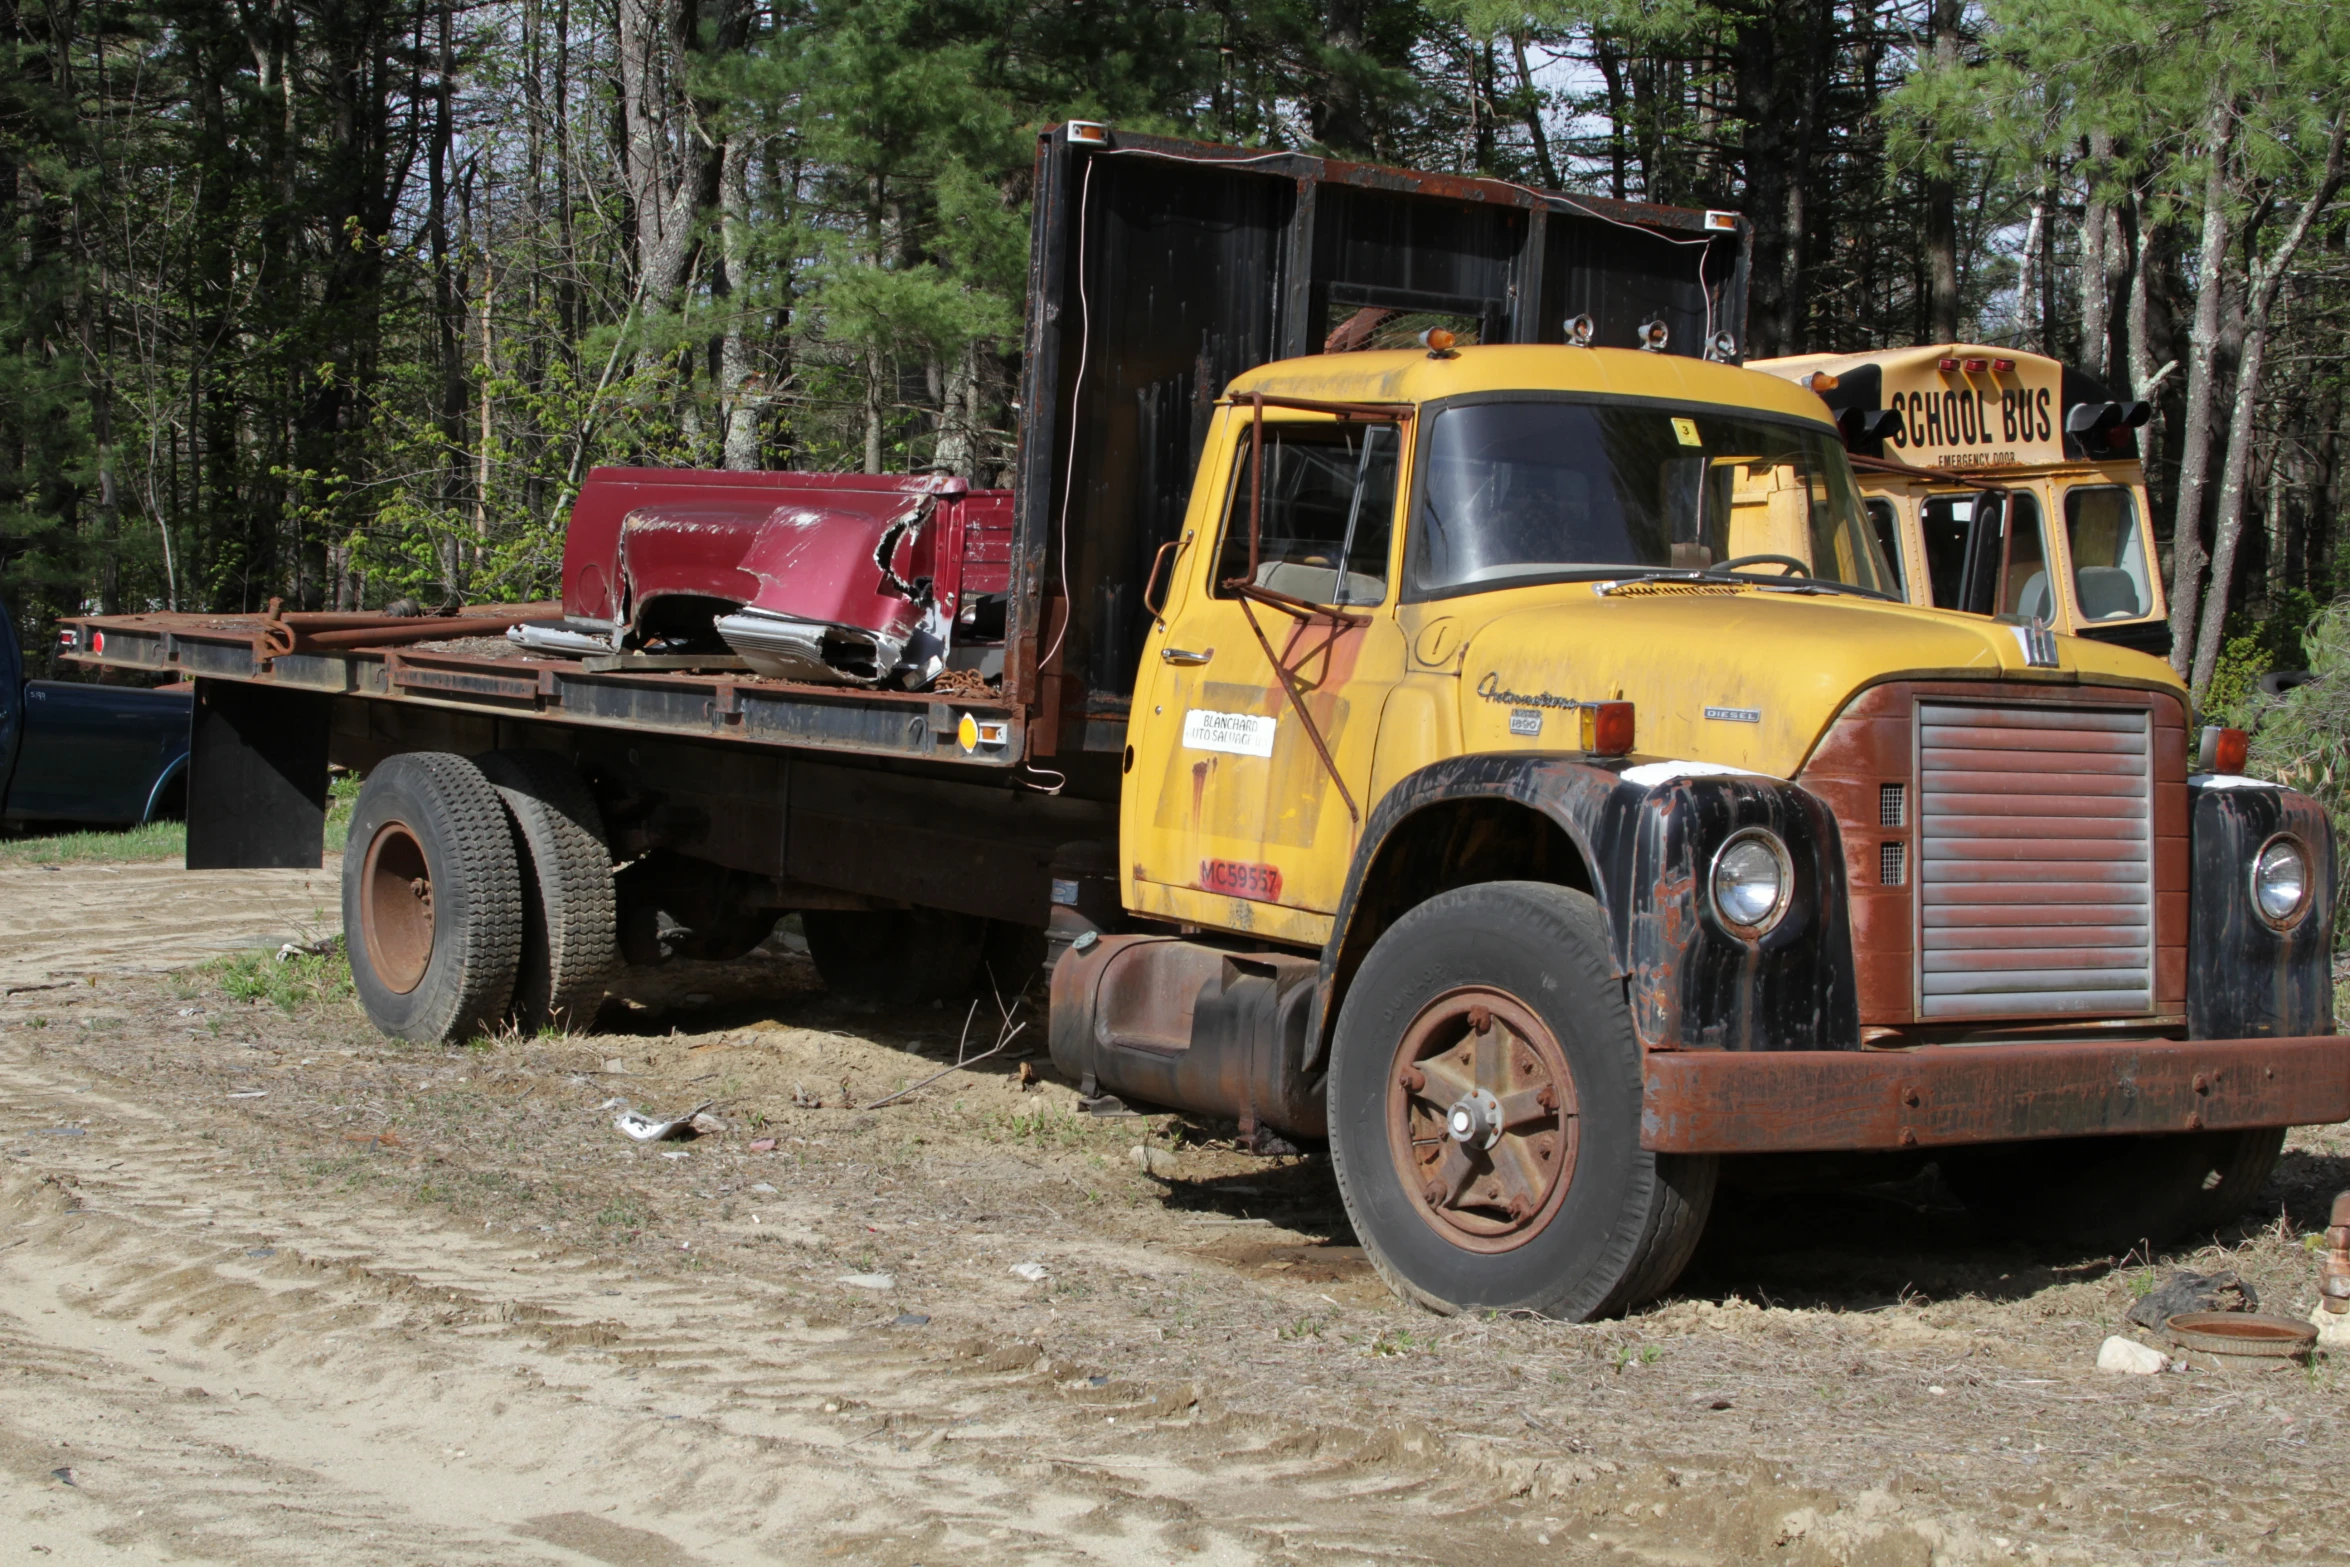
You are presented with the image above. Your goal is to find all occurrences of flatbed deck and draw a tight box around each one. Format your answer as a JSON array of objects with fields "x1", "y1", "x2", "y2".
[{"x1": 65, "y1": 608, "x2": 1025, "y2": 769}]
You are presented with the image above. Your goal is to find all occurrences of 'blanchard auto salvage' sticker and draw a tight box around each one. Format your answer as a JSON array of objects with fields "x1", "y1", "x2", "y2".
[{"x1": 1182, "y1": 709, "x2": 1277, "y2": 757}]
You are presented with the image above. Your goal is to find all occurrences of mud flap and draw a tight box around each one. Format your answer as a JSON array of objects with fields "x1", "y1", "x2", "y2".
[{"x1": 186, "y1": 680, "x2": 330, "y2": 869}]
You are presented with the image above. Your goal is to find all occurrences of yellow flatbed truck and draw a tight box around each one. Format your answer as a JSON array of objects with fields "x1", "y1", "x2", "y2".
[
  {"x1": 1749, "y1": 344, "x2": 2169, "y2": 656},
  {"x1": 65, "y1": 128, "x2": 2344, "y2": 1321}
]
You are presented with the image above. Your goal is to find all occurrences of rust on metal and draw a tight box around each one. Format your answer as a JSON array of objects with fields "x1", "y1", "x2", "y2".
[
  {"x1": 1387, "y1": 987, "x2": 1576, "y2": 1252},
  {"x1": 1639, "y1": 1034, "x2": 2350, "y2": 1154},
  {"x1": 361, "y1": 821, "x2": 433, "y2": 995}
]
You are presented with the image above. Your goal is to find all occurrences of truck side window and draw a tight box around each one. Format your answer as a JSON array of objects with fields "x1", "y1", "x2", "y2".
[
  {"x1": 2064, "y1": 486, "x2": 2152, "y2": 621},
  {"x1": 1997, "y1": 490, "x2": 2053, "y2": 623},
  {"x1": 1214, "y1": 421, "x2": 1398, "y2": 605},
  {"x1": 1864, "y1": 499, "x2": 1906, "y2": 598}
]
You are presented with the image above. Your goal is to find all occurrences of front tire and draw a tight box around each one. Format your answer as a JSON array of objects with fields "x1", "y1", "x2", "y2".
[
  {"x1": 343, "y1": 753, "x2": 524, "y2": 1043},
  {"x1": 1327, "y1": 881, "x2": 1714, "y2": 1319}
]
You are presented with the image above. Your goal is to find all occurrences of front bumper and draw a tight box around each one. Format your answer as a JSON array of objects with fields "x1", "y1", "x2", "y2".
[{"x1": 1640, "y1": 1034, "x2": 2350, "y2": 1154}]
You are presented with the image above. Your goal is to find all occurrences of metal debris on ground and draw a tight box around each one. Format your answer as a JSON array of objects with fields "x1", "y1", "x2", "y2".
[
  {"x1": 838, "y1": 1272, "x2": 895, "y2": 1290},
  {"x1": 1130, "y1": 1144, "x2": 1178, "y2": 1178},
  {"x1": 1009, "y1": 1262, "x2": 1048, "y2": 1283},
  {"x1": 892, "y1": 1312, "x2": 931, "y2": 1327},
  {"x1": 2164, "y1": 1312, "x2": 2317, "y2": 1370},
  {"x1": 2126, "y1": 1268, "x2": 2259, "y2": 1329},
  {"x1": 613, "y1": 1100, "x2": 716, "y2": 1142}
]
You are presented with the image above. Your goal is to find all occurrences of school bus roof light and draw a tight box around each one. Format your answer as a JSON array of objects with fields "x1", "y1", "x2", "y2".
[
  {"x1": 1936, "y1": 357, "x2": 1960, "y2": 372},
  {"x1": 1802, "y1": 371, "x2": 1839, "y2": 393},
  {"x1": 1961, "y1": 357, "x2": 1989, "y2": 373},
  {"x1": 1637, "y1": 319, "x2": 1671, "y2": 353},
  {"x1": 1419, "y1": 327, "x2": 1458, "y2": 358},
  {"x1": 1565, "y1": 313, "x2": 1596, "y2": 347},
  {"x1": 1992, "y1": 358, "x2": 2017, "y2": 372}
]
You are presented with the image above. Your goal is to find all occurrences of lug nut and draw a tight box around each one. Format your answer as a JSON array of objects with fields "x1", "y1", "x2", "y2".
[
  {"x1": 1398, "y1": 1065, "x2": 1426, "y2": 1093},
  {"x1": 1536, "y1": 1085, "x2": 1558, "y2": 1113},
  {"x1": 1468, "y1": 1006, "x2": 1492, "y2": 1034}
]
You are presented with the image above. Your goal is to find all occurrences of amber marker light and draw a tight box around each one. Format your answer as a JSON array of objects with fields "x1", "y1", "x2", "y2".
[
  {"x1": 2215, "y1": 727, "x2": 2249, "y2": 775},
  {"x1": 1583, "y1": 702, "x2": 1635, "y2": 756},
  {"x1": 1804, "y1": 371, "x2": 1839, "y2": 392},
  {"x1": 1419, "y1": 327, "x2": 1458, "y2": 357}
]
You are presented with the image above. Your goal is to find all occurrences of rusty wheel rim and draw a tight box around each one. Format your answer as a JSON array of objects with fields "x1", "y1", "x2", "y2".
[
  {"x1": 361, "y1": 820, "x2": 433, "y2": 995},
  {"x1": 1386, "y1": 987, "x2": 1579, "y2": 1254}
]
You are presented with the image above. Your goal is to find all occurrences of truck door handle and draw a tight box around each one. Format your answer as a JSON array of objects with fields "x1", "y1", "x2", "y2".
[{"x1": 1160, "y1": 646, "x2": 1213, "y2": 666}]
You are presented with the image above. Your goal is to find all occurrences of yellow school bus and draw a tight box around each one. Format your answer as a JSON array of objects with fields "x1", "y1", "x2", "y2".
[{"x1": 1748, "y1": 345, "x2": 2168, "y2": 658}]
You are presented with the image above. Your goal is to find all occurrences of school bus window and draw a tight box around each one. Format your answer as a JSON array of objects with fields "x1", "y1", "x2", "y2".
[
  {"x1": 2064, "y1": 485, "x2": 2152, "y2": 621},
  {"x1": 1999, "y1": 491, "x2": 2053, "y2": 622},
  {"x1": 1920, "y1": 495, "x2": 1974, "y2": 609},
  {"x1": 1864, "y1": 499, "x2": 1905, "y2": 598}
]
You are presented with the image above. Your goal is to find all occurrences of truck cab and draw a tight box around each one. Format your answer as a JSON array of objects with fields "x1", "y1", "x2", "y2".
[
  {"x1": 1747, "y1": 345, "x2": 2168, "y2": 657},
  {"x1": 1052, "y1": 337, "x2": 2337, "y2": 1320},
  {"x1": 0, "y1": 595, "x2": 192, "y2": 830}
]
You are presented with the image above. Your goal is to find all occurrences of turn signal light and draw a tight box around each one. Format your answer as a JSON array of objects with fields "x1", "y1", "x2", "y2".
[
  {"x1": 1582, "y1": 702, "x2": 1635, "y2": 756},
  {"x1": 90, "y1": 629, "x2": 105, "y2": 656},
  {"x1": 2214, "y1": 727, "x2": 2249, "y2": 775}
]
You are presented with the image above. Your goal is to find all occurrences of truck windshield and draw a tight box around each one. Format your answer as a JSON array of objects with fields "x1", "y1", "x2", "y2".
[{"x1": 1407, "y1": 399, "x2": 1897, "y2": 598}]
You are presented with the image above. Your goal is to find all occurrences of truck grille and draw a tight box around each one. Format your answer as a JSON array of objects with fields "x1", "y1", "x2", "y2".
[{"x1": 1917, "y1": 702, "x2": 2155, "y2": 1019}]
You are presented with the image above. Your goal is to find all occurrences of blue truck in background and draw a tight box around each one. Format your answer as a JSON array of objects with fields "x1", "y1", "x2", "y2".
[{"x1": 0, "y1": 588, "x2": 192, "y2": 831}]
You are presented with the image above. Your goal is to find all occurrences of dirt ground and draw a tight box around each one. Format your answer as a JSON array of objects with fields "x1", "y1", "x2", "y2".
[{"x1": 3, "y1": 858, "x2": 2347, "y2": 1565}]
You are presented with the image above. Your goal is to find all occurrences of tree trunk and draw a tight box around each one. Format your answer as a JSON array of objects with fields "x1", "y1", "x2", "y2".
[
  {"x1": 1923, "y1": 0, "x2": 1964, "y2": 342},
  {"x1": 2164, "y1": 90, "x2": 2237, "y2": 677},
  {"x1": 1511, "y1": 33, "x2": 1558, "y2": 188},
  {"x1": 718, "y1": 136, "x2": 762, "y2": 471},
  {"x1": 2187, "y1": 112, "x2": 2347, "y2": 695}
]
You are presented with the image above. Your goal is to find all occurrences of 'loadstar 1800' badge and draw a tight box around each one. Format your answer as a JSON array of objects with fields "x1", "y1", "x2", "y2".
[{"x1": 1182, "y1": 709, "x2": 1277, "y2": 757}]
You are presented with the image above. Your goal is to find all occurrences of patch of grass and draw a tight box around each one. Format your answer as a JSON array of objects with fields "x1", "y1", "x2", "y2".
[
  {"x1": 985, "y1": 1103, "x2": 1131, "y2": 1152},
  {"x1": 1278, "y1": 1313, "x2": 1329, "y2": 1341},
  {"x1": 597, "y1": 1197, "x2": 647, "y2": 1229},
  {"x1": 0, "y1": 818, "x2": 186, "y2": 866},
  {"x1": 1371, "y1": 1327, "x2": 1432, "y2": 1357},
  {"x1": 210, "y1": 941, "x2": 354, "y2": 1013}
]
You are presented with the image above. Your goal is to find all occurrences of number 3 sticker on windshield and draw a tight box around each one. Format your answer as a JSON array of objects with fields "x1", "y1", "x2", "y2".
[{"x1": 1672, "y1": 417, "x2": 1702, "y2": 446}]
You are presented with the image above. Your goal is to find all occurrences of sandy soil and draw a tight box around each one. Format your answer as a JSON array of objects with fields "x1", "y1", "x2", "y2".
[{"x1": 2, "y1": 859, "x2": 2346, "y2": 1565}]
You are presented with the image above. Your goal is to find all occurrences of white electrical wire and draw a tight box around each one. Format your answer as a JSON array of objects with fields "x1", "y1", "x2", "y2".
[{"x1": 1038, "y1": 154, "x2": 1095, "y2": 679}]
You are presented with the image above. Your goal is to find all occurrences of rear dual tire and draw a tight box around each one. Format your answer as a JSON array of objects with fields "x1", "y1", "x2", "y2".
[
  {"x1": 345, "y1": 751, "x2": 614, "y2": 1043},
  {"x1": 1327, "y1": 881, "x2": 1714, "y2": 1320}
]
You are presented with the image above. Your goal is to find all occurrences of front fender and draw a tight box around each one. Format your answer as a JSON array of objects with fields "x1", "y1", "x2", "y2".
[{"x1": 1313, "y1": 754, "x2": 1859, "y2": 1064}]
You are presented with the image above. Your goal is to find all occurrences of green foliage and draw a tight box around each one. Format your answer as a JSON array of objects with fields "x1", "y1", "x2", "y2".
[
  {"x1": 0, "y1": 819, "x2": 184, "y2": 866},
  {"x1": 210, "y1": 942, "x2": 355, "y2": 1014},
  {"x1": 2242, "y1": 600, "x2": 2350, "y2": 948}
]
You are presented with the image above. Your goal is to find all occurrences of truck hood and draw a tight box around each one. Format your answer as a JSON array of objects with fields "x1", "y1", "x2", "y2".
[{"x1": 1451, "y1": 582, "x2": 2184, "y2": 777}]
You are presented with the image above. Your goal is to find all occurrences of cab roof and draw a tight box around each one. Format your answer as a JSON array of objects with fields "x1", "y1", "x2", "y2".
[{"x1": 1226, "y1": 345, "x2": 1842, "y2": 429}]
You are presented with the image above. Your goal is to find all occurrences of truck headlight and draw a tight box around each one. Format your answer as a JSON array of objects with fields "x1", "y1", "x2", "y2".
[
  {"x1": 1710, "y1": 828, "x2": 1792, "y2": 936},
  {"x1": 2252, "y1": 834, "x2": 2312, "y2": 928}
]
